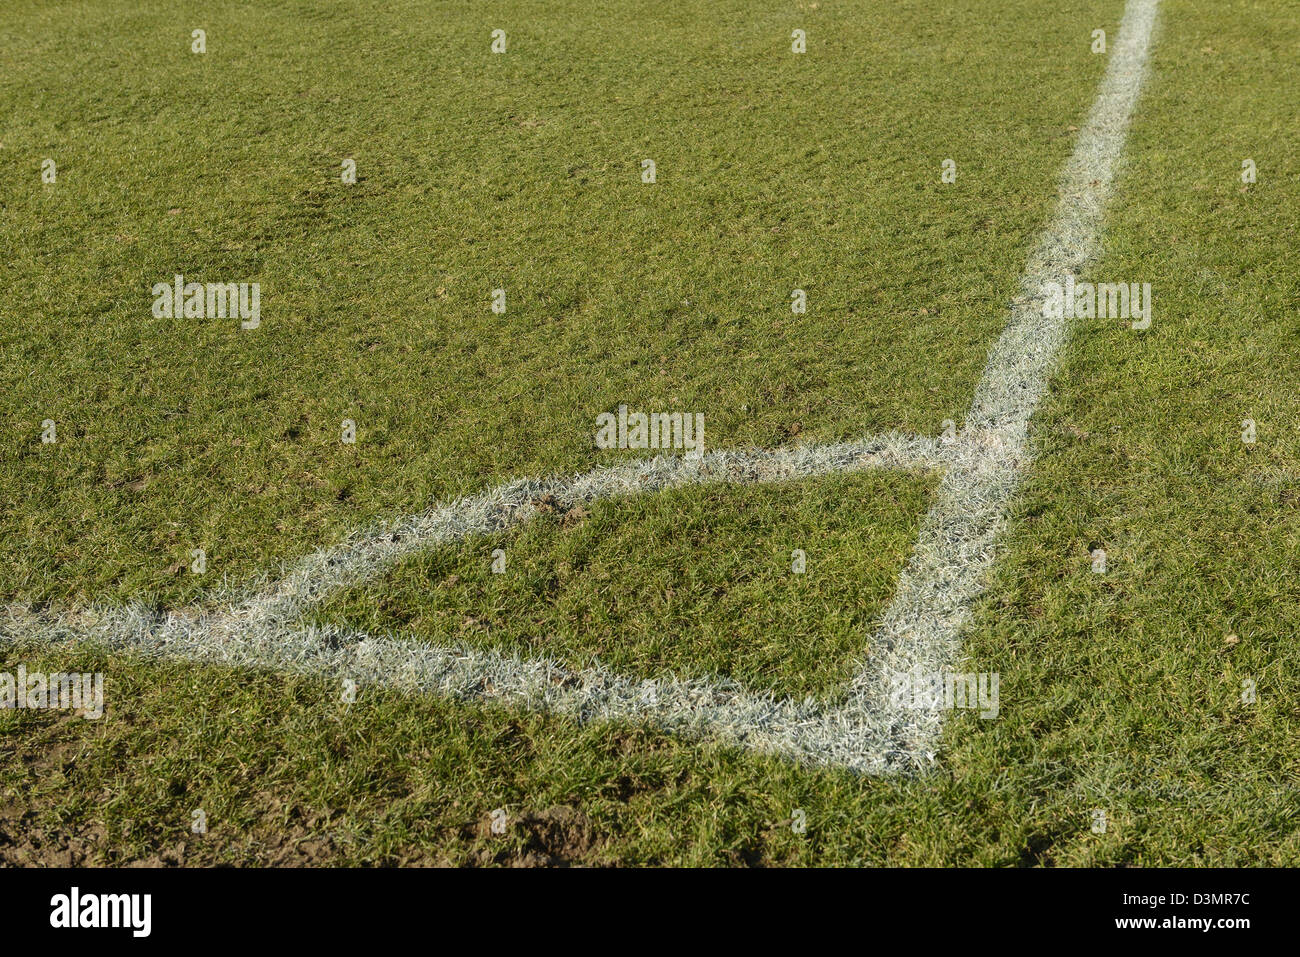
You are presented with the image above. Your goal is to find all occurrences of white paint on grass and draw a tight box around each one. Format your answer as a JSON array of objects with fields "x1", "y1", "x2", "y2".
[
  {"x1": 841, "y1": 0, "x2": 1165, "y2": 765},
  {"x1": 0, "y1": 0, "x2": 1162, "y2": 773},
  {"x1": 234, "y1": 432, "x2": 949, "y2": 633}
]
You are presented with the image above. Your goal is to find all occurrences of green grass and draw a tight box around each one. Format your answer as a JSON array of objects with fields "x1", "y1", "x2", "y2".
[
  {"x1": 0, "y1": 0, "x2": 1118, "y2": 605},
  {"x1": 941, "y1": 0, "x2": 1300, "y2": 864},
  {"x1": 7, "y1": 0, "x2": 1300, "y2": 867},
  {"x1": 314, "y1": 470, "x2": 936, "y2": 700}
]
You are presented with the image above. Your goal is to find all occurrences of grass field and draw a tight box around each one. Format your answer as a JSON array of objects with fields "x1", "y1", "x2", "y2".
[
  {"x1": 0, "y1": 0, "x2": 1114, "y2": 605},
  {"x1": 3, "y1": 0, "x2": 1299, "y2": 866}
]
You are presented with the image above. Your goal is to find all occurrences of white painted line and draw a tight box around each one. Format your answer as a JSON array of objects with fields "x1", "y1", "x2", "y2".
[
  {"x1": 0, "y1": 0, "x2": 1162, "y2": 773},
  {"x1": 839, "y1": 0, "x2": 1165, "y2": 767},
  {"x1": 232, "y1": 432, "x2": 949, "y2": 632}
]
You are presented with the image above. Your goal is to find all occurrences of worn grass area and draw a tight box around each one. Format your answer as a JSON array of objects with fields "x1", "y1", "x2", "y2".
[
  {"x1": 0, "y1": 0, "x2": 1116, "y2": 606},
  {"x1": 5, "y1": 0, "x2": 1299, "y2": 867},
  {"x1": 313, "y1": 470, "x2": 935, "y2": 700}
]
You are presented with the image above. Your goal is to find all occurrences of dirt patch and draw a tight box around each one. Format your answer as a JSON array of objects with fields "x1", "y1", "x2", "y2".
[
  {"x1": 0, "y1": 804, "x2": 110, "y2": 866},
  {"x1": 0, "y1": 804, "x2": 353, "y2": 867},
  {"x1": 467, "y1": 805, "x2": 607, "y2": 867},
  {"x1": 0, "y1": 711, "x2": 107, "y2": 865},
  {"x1": 0, "y1": 713, "x2": 387, "y2": 867}
]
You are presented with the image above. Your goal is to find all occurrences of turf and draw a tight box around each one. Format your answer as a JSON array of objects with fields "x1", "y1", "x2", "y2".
[
  {"x1": 0, "y1": 0, "x2": 1117, "y2": 605},
  {"x1": 313, "y1": 469, "x2": 936, "y2": 700},
  {"x1": 7, "y1": 0, "x2": 1300, "y2": 867}
]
